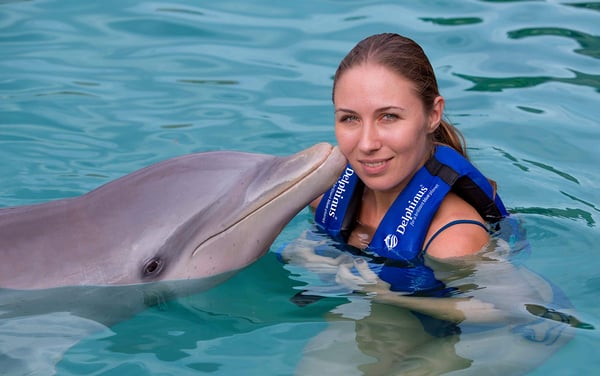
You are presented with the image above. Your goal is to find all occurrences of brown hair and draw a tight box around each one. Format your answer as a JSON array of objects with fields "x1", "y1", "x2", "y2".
[{"x1": 332, "y1": 33, "x2": 467, "y2": 159}]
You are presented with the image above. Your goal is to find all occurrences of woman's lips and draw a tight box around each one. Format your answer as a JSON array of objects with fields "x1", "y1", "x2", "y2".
[{"x1": 359, "y1": 158, "x2": 391, "y2": 174}]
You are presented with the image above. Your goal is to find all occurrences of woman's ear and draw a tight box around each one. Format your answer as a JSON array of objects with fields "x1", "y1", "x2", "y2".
[{"x1": 427, "y1": 96, "x2": 445, "y2": 133}]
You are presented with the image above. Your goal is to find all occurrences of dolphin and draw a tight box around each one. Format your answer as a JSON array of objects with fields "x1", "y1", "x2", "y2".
[
  {"x1": 0, "y1": 142, "x2": 345, "y2": 291},
  {"x1": 0, "y1": 142, "x2": 345, "y2": 375}
]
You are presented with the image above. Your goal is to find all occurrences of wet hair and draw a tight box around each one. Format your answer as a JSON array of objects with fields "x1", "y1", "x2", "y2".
[{"x1": 332, "y1": 33, "x2": 467, "y2": 158}]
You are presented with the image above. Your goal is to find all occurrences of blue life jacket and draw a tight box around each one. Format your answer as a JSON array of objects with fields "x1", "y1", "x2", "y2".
[{"x1": 314, "y1": 145, "x2": 509, "y2": 262}]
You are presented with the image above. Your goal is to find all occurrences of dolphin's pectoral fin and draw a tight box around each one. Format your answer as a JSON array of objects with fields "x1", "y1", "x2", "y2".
[
  {"x1": 290, "y1": 290, "x2": 325, "y2": 307},
  {"x1": 525, "y1": 303, "x2": 595, "y2": 330},
  {"x1": 143, "y1": 286, "x2": 177, "y2": 310}
]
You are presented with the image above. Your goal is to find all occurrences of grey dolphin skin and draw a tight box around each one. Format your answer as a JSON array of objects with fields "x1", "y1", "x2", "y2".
[
  {"x1": 0, "y1": 143, "x2": 345, "y2": 292},
  {"x1": 0, "y1": 143, "x2": 345, "y2": 374}
]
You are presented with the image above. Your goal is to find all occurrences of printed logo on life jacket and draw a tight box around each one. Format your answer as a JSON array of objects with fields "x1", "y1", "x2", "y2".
[
  {"x1": 328, "y1": 167, "x2": 355, "y2": 218},
  {"x1": 384, "y1": 234, "x2": 398, "y2": 250},
  {"x1": 395, "y1": 184, "x2": 429, "y2": 235}
]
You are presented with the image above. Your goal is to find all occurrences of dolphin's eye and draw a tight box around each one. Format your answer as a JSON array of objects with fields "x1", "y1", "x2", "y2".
[{"x1": 143, "y1": 257, "x2": 164, "y2": 277}]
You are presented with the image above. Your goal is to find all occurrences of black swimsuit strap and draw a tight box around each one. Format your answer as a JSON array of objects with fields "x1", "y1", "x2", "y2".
[{"x1": 422, "y1": 219, "x2": 489, "y2": 253}]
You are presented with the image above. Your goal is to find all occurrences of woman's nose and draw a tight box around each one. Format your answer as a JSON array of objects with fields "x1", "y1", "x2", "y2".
[{"x1": 358, "y1": 122, "x2": 382, "y2": 152}]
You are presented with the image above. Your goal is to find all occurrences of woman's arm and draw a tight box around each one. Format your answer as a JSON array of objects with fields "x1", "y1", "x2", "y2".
[{"x1": 337, "y1": 258, "x2": 509, "y2": 324}]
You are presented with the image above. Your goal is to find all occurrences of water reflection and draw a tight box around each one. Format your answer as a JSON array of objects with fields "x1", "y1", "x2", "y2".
[
  {"x1": 508, "y1": 27, "x2": 600, "y2": 59},
  {"x1": 565, "y1": 2, "x2": 600, "y2": 12},
  {"x1": 279, "y1": 227, "x2": 593, "y2": 375},
  {"x1": 511, "y1": 206, "x2": 595, "y2": 227},
  {"x1": 420, "y1": 17, "x2": 483, "y2": 26},
  {"x1": 454, "y1": 70, "x2": 600, "y2": 92}
]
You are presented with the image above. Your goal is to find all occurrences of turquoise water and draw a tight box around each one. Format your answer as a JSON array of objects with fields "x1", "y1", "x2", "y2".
[{"x1": 1, "y1": 0, "x2": 599, "y2": 375}]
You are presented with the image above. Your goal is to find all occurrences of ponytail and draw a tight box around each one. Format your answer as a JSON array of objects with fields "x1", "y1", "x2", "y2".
[
  {"x1": 434, "y1": 119, "x2": 499, "y2": 197},
  {"x1": 433, "y1": 120, "x2": 467, "y2": 159}
]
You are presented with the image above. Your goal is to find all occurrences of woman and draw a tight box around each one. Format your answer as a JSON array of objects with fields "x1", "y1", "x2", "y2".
[
  {"x1": 280, "y1": 33, "x2": 511, "y2": 304},
  {"x1": 279, "y1": 32, "x2": 511, "y2": 316},
  {"x1": 312, "y1": 33, "x2": 507, "y2": 263},
  {"x1": 281, "y1": 35, "x2": 578, "y2": 374}
]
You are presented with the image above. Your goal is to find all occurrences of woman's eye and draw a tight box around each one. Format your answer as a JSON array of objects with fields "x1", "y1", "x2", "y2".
[
  {"x1": 339, "y1": 115, "x2": 359, "y2": 123},
  {"x1": 381, "y1": 113, "x2": 399, "y2": 121}
]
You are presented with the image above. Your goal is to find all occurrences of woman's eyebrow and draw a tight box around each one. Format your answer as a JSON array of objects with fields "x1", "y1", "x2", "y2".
[
  {"x1": 334, "y1": 108, "x2": 356, "y2": 114},
  {"x1": 334, "y1": 106, "x2": 405, "y2": 114},
  {"x1": 376, "y1": 105, "x2": 406, "y2": 112}
]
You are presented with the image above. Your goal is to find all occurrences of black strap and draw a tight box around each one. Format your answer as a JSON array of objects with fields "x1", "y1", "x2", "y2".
[
  {"x1": 425, "y1": 157, "x2": 459, "y2": 185},
  {"x1": 340, "y1": 180, "x2": 364, "y2": 242},
  {"x1": 425, "y1": 155, "x2": 503, "y2": 223}
]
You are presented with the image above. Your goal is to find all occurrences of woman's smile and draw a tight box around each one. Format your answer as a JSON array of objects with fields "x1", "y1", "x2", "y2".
[{"x1": 359, "y1": 158, "x2": 392, "y2": 174}]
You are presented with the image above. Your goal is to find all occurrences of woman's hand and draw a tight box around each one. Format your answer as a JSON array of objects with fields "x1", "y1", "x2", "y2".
[{"x1": 335, "y1": 258, "x2": 505, "y2": 324}]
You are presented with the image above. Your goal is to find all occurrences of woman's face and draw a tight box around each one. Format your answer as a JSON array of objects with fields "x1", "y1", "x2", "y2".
[{"x1": 334, "y1": 63, "x2": 443, "y2": 195}]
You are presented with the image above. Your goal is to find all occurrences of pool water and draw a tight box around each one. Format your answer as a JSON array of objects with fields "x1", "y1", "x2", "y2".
[{"x1": 1, "y1": 0, "x2": 599, "y2": 375}]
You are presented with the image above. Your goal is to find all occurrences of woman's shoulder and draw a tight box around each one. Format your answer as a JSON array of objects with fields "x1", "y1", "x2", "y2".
[{"x1": 424, "y1": 192, "x2": 489, "y2": 258}]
